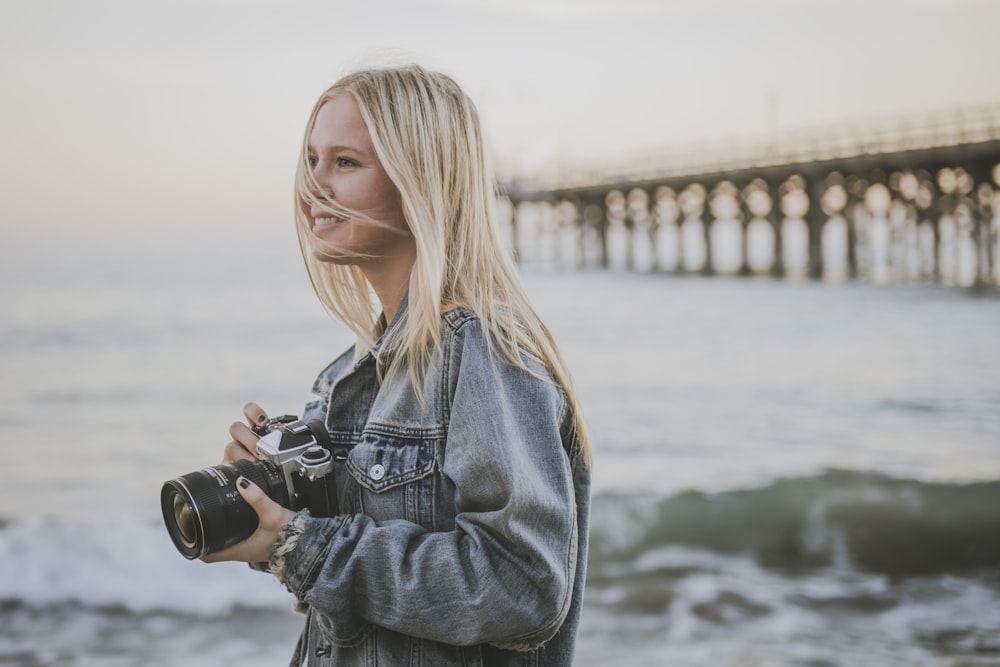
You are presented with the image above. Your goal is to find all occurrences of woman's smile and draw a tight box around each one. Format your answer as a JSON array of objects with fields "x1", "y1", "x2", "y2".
[{"x1": 311, "y1": 215, "x2": 347, "y2": 229}]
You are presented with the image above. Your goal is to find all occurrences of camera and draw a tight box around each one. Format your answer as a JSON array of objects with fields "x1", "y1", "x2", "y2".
[{"x1": 161, "y1": 415, "x2": 338, "y2": 560}]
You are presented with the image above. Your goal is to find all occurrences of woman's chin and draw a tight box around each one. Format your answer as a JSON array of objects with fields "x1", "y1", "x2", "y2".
[
  {"x1": 311, "y1": 243, "x2": 350, "y2": 264},
  {"x1": 307, "y1": 227, "x2": 346, "y2": 264}
]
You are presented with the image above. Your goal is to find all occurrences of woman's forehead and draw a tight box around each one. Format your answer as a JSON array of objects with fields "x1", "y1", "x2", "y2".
[{"x1": 308, "y1": 94, "x2": 373, "y2": 152}]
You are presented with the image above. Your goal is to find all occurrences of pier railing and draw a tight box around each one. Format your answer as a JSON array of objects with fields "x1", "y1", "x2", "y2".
[
  {"x1": 502, "y1": 102, "x2": 1000, "y2": 289},
  {"x1": 508, "y1": 101, "x2": 1000, "y2": 191}
]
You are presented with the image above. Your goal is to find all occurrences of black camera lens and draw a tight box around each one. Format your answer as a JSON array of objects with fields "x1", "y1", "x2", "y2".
[
  {"x1": 172, "y1": 493, "x2": 197, "y2": 544},
  {"x1": 161, "y1": 459, "x2": 288, "y2": 559}
]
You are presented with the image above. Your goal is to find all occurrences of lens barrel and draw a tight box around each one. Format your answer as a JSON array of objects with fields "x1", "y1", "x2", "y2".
[{"x1": 160, "y1": 459, "x2": 288, "y2": 559}]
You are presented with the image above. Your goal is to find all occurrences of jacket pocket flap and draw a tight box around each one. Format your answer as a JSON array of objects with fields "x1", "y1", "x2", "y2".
[{"x1": 346, "y1": 432, "x2": 436, "y2": 492}]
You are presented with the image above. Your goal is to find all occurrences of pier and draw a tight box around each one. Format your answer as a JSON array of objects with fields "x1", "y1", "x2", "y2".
[{"x1": 503, "y1": 103, "x2": 1000, "y2": 288}]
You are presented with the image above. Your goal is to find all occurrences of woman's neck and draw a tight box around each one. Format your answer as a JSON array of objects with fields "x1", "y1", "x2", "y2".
[{"x1": 363, "y1": 246, "x2": 416, "y2": 325}]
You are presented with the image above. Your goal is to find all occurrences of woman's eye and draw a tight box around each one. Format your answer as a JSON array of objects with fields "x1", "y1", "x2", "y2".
[
  {"x1": 336, "y1": 157, "x2": 357, "y2": 168},
  {"x1": 306, "y1": 155, "x2": 318, "y2": 168}
]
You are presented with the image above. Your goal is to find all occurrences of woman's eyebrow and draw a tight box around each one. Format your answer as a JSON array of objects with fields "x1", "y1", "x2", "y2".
[{"x1": 307, "y1": 143, "x2": 365, "y2": 154}]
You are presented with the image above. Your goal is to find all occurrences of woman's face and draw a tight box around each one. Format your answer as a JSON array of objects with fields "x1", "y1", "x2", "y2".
[{"x1": 303, "y1": 94, "x2": 412, "y2": 274}]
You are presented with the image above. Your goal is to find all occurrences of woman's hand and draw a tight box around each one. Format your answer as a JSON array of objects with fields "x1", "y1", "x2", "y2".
[
  {"x1": 199, "y1": 477, "x2": 296, "y2": 563},
  {"x1": 223, "y1": 402, "x2": 270, "y2": 463},
  {"x1": 203, "y1": 401, "x2": 295, "y2": 563}
]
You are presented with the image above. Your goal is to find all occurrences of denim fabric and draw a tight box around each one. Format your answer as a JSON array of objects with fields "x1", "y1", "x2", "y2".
[{"x1": 268, "y1": 303, "x2": 590, "y2": 666}]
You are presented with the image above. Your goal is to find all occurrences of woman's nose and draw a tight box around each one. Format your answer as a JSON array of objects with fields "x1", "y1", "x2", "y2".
[{"x1": 305, "y1": 164, "x2": 327, "y2": 197}]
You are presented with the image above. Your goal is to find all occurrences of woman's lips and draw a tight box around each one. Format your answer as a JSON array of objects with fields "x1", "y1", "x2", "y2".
[{"x1": 313, "y1": 216, "x2": 346, "y2": 228}]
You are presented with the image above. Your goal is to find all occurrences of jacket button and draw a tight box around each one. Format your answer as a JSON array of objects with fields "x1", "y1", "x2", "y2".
[{"x1": 369, "y1": 463, "x2": 386, "y2": 481}]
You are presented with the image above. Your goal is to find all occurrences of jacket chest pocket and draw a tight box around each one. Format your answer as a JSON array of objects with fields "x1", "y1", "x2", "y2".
[{"x1": 345, "y1": 430, "x2": 438, "y2": 527}]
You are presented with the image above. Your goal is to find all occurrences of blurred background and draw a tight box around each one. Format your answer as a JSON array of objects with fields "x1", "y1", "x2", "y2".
[{"x1": 2, "y1": 0, "x2": 999, "y2": 665}]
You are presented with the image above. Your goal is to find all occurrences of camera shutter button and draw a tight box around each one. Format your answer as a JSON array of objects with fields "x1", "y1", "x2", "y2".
[{"x1": 369, "y1": 463, "x2": 386, "y2": 481}]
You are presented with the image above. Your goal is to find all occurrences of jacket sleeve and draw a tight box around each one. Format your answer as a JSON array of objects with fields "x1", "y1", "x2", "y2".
[{"x1": 268, "y1": 319, "x2": 579, "y2": 649}]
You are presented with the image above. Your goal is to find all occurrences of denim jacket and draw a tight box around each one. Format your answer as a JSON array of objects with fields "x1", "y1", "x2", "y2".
[{"x1": 266, "y1": 301, "x2": 591, "y2": 666}]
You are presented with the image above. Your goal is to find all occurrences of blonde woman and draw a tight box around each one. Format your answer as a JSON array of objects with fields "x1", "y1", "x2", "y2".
[{"x1": 205, "y1": 64, "x2": 591, "y2": 666}]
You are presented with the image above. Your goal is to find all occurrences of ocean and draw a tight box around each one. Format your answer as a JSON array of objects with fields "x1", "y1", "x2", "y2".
[{"x1": 1, "y1": 226, "x2": 999, "y2": 666}]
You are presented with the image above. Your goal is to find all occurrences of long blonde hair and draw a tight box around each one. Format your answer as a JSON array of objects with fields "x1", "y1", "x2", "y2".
[{"x1": 294, "y1": 64, "x2": 590, "y2": 460}]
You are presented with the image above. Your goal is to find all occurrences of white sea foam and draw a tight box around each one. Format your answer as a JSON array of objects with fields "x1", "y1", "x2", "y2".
[{"x1": 0, "y1": 518, "x2": 291, "y2": 614}]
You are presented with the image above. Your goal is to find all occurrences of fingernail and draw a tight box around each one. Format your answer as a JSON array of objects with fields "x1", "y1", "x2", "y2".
[{"x1": 239, "y1": 477, "x2": 251, "y2": 489}]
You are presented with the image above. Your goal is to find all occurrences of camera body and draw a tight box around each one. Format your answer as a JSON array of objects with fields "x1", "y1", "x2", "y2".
[
  {"x1": 252, "y1": 415, "x2": 338, "y2": 517},
  {"x1": 161, "y1": 416, "x2": 338, "y2": 560}
]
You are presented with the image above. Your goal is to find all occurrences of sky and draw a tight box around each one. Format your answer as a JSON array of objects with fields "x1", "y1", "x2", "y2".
[{"x1": 2, "y1": 0, "x2": 999, "y2": 237}]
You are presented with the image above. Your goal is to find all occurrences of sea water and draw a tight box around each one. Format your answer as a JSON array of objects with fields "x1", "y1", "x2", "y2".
[{"x1": 1, "y1": 227, "x2": 998, "y2": 666}]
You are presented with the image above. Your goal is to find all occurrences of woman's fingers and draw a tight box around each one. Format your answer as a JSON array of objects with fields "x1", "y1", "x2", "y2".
[
  {"x1": 223, "y1": 439, "x2": 255, "y2": 463},
  {"x1": 243, "y1": 402, "x2": 269, "y2": 427},
  {"x1": 199, "y1": 477, "x2": 296, "y2": 564},
  {"x1": 220, "y1": 403, "x2": 270, "y2": 464},
  {"x1": 223, "y1": 420, "x2": 261, "y2": 463}
]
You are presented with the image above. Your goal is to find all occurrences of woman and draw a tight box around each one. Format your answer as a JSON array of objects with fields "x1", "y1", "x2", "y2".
[{"x1": 203, "y1": 64, "x2": 591, "y2": 666}]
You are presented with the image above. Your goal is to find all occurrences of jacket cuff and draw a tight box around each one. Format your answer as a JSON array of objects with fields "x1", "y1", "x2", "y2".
[
  {"x1": 267, "y1": 509, "x2": 312, "y2": 579},
  {"x1": 267, "y1": 510, "x2": 348, "y2": 600},
  {"x1": 267, "y1": 510, "x2": 368, "y2": 646}
]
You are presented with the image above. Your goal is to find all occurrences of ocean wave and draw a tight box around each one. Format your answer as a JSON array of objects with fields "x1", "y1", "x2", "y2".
[
  {"x1": 590, "y1": 468, "x2": 1000, "y2": 576},
  {"x1": 1, "y1": 470, "x2": 998, "y2": 618}
]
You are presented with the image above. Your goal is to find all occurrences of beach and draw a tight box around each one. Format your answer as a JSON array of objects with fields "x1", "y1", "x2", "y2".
[{"x1": 1, "y1": 227, "x2": 999, "y2": 666}]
